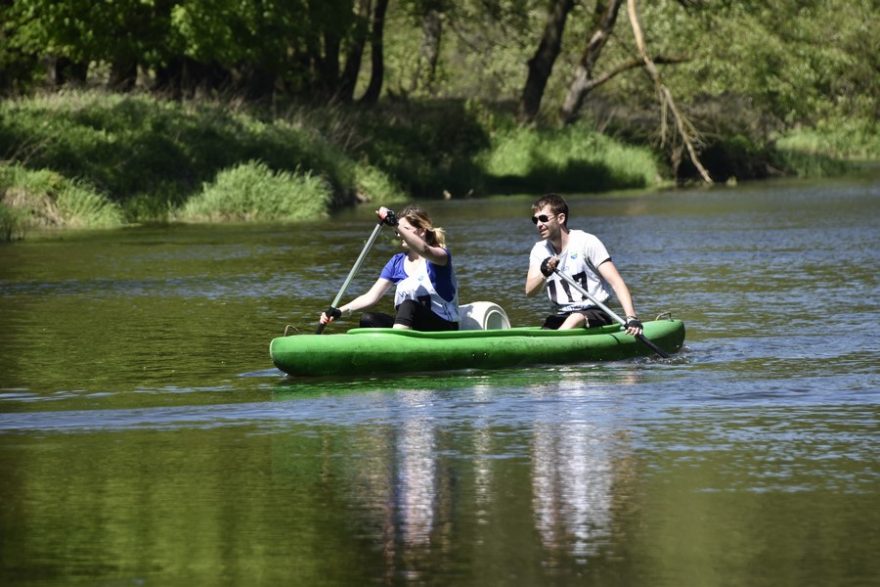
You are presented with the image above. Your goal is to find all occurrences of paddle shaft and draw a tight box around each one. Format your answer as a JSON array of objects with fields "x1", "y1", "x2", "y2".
[
  {"x1": 316, "y1": 221, "x2": 385, "y2": 334},
  {"x1": 552, "y1": 268, "x2": 670, "y2": 358}
]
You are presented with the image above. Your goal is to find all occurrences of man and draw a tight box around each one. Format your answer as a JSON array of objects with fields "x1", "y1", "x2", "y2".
[{"x1": 525, "y1": 193, "x2": 643, "y2": 334}]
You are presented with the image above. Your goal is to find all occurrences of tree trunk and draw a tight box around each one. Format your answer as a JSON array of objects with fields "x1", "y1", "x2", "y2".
[
  {"x1": 410, "y1": 6, "x2": 443, "y2": 94},
  {"x1": 338, "y1": 0, "x2": 373, "y2": 103},
  {"x1": 53, "y1": 57, "x2": 88, "y2": 87},
  {"x1": 360, "y1": 0, "x2": 389, "y2": 104},
  {"x1": 154, "y1": 56, "x2": 183, "y2": 99},
  {"x1": 240, "y1": 66, "x2": 277, "y2": 102},
  {"x1": 109, "y1": 58, "x2": 137, "y2": 91},
  {"x1": 518, "y1": 0, "x2": 576, "y2": 124},
  {"x1": 318, "y1": 30, "x2": 342, "y2": 95},
  {"x1": 560, "y1": 0, "x2": 623, "y2": 125}
]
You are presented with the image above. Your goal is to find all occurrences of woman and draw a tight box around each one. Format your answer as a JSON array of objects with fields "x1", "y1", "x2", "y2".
[{"x1": 320, "y1": 205, "x2": 460, "y2": 331}]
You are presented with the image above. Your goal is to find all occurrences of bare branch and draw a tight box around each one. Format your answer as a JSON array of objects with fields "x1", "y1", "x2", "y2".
[
  {"x1": 626, "y1": 0, "x2": 712, "y2": 183},
  {"x1": 572, "y1": 55, "x2": 689, "y2": 97}
]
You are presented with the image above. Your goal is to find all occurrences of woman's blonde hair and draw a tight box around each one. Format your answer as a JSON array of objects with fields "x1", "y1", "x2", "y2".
[{"x1": 399, "y1": 205, "x2": 446, "y2": 247}]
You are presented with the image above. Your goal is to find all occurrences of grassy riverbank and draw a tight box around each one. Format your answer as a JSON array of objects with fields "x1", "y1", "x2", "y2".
[{"x1": 1, "y1": 91, "x2": 875, "y2": 240}]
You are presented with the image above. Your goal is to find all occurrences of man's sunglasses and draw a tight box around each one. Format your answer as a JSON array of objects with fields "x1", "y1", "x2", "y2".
[{"x1": 531, "y1": 214, "x2": 554, "y2": 224}]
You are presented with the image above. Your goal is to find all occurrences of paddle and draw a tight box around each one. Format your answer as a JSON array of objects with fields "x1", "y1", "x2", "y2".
[
  {"x1": 316, "y1": 220, "x2": 386, "y2": 334},
  {"x1": 552, "y1": 268, "x2": 670, "y2": 358}
]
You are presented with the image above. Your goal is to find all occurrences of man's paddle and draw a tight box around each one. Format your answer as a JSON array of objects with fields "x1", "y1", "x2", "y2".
[
  {"x1": 552, "y1": 268, "x2": 670, "y2": 358},
  {"x1": 316, "y1": 220, "x2": 386, "y2": 334}
]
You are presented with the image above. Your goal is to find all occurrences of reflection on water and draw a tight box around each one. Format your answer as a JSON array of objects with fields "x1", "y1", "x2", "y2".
[
  {"x1": 1, "y1": 177, "x2": 879, "y2": 585},
  {"x1": 532, "y1": 420, "x2": 615, "y2": 561},
  {"x1": 396, "y1": 402, "x2": 436, "y2": 547},
  {"x1": 472, "y1": 385, "x2": 493, "y2": 515}
]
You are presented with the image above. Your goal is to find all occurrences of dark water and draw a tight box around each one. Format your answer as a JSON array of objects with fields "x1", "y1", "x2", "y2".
[{"x1": 1, "y1": 176, "x2": 878, "y2": 586}]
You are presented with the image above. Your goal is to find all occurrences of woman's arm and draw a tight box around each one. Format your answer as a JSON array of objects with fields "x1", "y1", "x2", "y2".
[
  {"x1": 397, "y1": 224, "x2": 449, "y2": 266},
  {"x1": 320, "y1": 278, "x2": 392, "y2": 324}
]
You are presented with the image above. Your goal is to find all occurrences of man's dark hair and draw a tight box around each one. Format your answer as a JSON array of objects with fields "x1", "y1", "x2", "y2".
[{"x1": 531, "y1": 193, "x2": 569, "y2": 226}]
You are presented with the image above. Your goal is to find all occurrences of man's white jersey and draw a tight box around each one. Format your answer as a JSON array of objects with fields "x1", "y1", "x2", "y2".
[{"x1": 529, "y1": 229, "x2": 613, "y2": 314}]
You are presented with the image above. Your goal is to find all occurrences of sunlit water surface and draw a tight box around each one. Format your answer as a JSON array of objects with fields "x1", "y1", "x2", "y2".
[{"x1": 1, "y1": 176, "x2": 878, "y2": 586}]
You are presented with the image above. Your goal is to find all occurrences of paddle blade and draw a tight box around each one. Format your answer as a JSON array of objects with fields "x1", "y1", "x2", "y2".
[{"x1": 636, "y1": 333, "x2": 670, "y2": 358}]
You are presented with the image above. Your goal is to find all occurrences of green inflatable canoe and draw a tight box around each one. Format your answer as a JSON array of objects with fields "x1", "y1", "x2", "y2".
[{"x1": 270, "y1": 319, "x2": 685, "y2": 377}]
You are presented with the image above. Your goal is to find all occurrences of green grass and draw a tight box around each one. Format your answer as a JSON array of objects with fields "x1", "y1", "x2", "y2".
[
  {"x1": 0, "y1": 202, "x2": 25, "y2": 241},
  {"x1": 3, "y1": 90, "x2": 874, "y2": 239},
  {"x1": 0, "y1": 90, "x2": 404, "y2": 222},
  {"x1": 0, "y1": 163, "x2": 123, "y2": 240},
  {"x1": 178, "y1": 161, "x2": 332, "y2": 223},
  {"x1": 776, "y1": 118, "x2": 880, "y2": 161},
  {"x1": 773, "y1": 117, "x2": 878, "y2": 177},
  {"x1": 479, "y1": 123, "x2": 660, "y2": 193},
  {"x1": 333, "y1": 99, "x2": 491, "y2": 198}
]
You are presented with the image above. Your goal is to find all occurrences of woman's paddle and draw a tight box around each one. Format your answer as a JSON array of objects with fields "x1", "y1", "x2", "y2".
[
  {"x1": 316, "y1": 220, "x2": 386, "y2": 334},
  {"x1": 552, "y1": 268, "x2": 671, "y2": 358}
]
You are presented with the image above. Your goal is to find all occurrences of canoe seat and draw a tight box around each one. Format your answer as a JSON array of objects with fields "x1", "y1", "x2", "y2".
[{"x1": 459, "y1": 301, "x2": 511, "y2": 330}]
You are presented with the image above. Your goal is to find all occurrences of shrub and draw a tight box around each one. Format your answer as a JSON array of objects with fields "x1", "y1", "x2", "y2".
[
  {"x1": 0, "y1": 163, "x2": 123, "y2": 235},
  {"x1": 776, "y1": 118, "x2": 880, "y2": 163},
  {"x1": 352, "y1": 162, "x2": 407, "y2": 205},
  {"x1": 178, "y1": 160, "x2": 333, "y2": 223},
  {"x1": 479, "y1": 124, "x2": 660, "y2": 193},
  {"x1": 0, "y1": 203, "x2": 25, "y2": 242}
]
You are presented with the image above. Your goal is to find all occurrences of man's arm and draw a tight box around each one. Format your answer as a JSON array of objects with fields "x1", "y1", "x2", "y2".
[{"x1": 526, "y1": 256, "x2": 557, "y2": 296}]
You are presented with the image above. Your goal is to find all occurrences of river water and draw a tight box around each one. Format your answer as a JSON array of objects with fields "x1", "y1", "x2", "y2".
[{"x1": 1, "y1": 176, "x2": 878, "y2": 586}]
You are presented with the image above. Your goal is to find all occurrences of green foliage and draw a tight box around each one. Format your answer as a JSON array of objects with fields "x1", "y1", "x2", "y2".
[
  {"x1": 352, "y1": 163, "x2": 408, "y2": 205},
  {"x1": 1, "y1": 0, "x2": 173, "y2": 75},
  {"x1": 0, "y1": 203, "x2": 26, "y2": 242},
  {"x1": 0, "y1": 163, "x2": 123, "y2": 234},
  {"x1": 776, "y1": 118, "x2": 880, "y2": 161},
  {"x1": 169, "y1": 0, "x2": 337, "y2": 75},
  {"x1": 342, "y1": 100, "x2": 491, "y2": 197},
  {"x1": 0, "y1": 91, "x2": 355, "y2": 219},
  {"x1": 1, "y1": 0, "x2": 877, "y2": 188},
  {"x1": 178, "y1": 161, "x2": 332, "y2": 223},
  {"x1": 480, "y1": 123, "x2": 660, "y2": 193},
  {"x1": 637, "y1": 0, "x2": 880, "y2": 129},
  {"x1": 2, "y1": 0, "x2": 877, "y2": 137},
  {"x1": 771, "y1": 149, "x2": 851, "y2": 179}
]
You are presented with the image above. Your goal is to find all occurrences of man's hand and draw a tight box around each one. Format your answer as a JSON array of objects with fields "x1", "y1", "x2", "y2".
[
  {"x1": 540, "y1": 256, "x2": 559, "y2": 277},
  {"x1": 624, "y1": 316, "x2": 643, "y2": 336}
]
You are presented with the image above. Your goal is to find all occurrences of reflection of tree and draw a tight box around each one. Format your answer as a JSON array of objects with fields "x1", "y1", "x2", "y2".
[
  {"x1": 396, "y1": 418, "x2": 436, "y2": 546},
  {"x1": 532, "y1": 421, "x2": 614, "y2": 562},
  {"x1": 528, "y1": 372, "x2": 640, "y2": 563},
  {"x1": 344, "y1": 393, "x2": 440, "y2": 579},
  {"x1": 313, "y1": 372, "x2": 643, "y2": 577},
  {"x1": 472, "y1": 385, "x2": 494, "y2": 515}
]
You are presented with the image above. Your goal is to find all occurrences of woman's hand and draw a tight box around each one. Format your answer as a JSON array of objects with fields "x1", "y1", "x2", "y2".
[
  {"x1": 377, "y1": 207, "x2": 397, "y2": 226},
  {"x1": 319, "y1": 307, "x2": 343, "y2": 325}
]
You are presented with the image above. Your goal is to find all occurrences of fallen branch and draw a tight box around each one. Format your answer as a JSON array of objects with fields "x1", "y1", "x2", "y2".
[{"x1": 627, "y1": 0, "x2": 712, "y2": 183}]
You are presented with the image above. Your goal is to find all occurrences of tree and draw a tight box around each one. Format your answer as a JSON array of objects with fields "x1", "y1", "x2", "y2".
[
  {"x1": 338, "y1": 0, "x2": 373, "y2": 102},
  {"x1": 360, "y1": 0, "x2": 391, "y2": 104},
  {"x1": 518, "y1": 0, "x2": 576, "y2": 123},
  {"x1": 404, "y1": 0, "x2": 449, "y2": 94},
  {"x1": 559, "y1": 0, "x2": 623, "y2": 124},
  {"x1": 626, "y1": 0, "x2": 711, "y2": 182}
]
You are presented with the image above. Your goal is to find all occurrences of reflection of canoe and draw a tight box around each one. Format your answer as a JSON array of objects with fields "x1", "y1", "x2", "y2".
[{"x1": 269, "y1": 319, "x2": 685, "y2": 377}]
